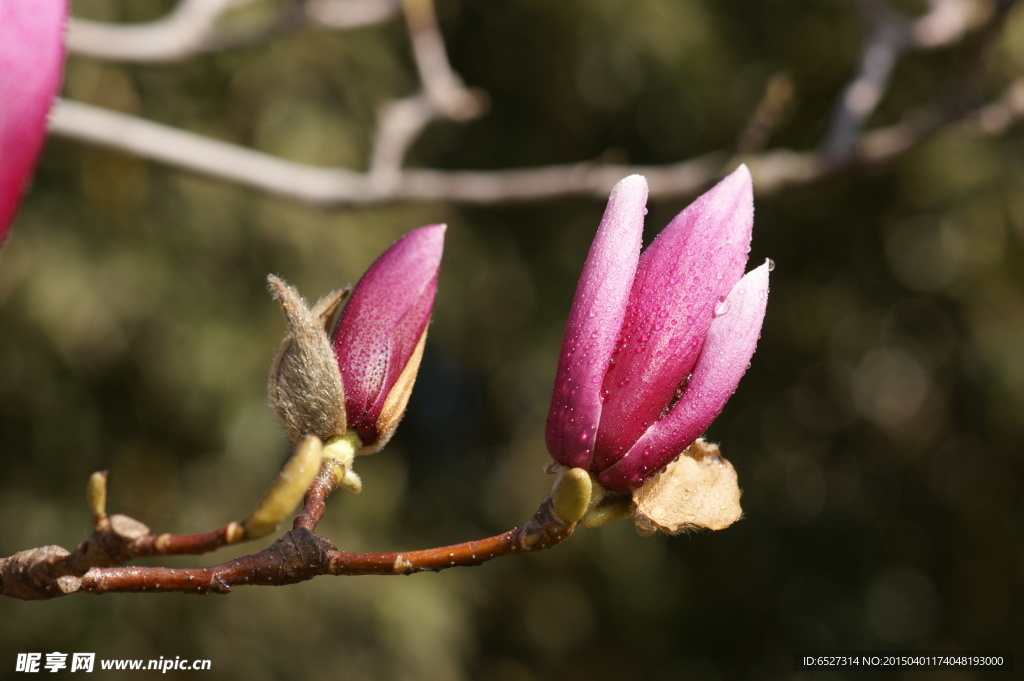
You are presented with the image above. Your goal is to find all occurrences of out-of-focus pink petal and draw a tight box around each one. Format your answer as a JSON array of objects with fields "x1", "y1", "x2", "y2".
[
  {"x1": 545, "y1": 175, "x2": 647, "y2": 468},
  {"x1": 593, "y1": 165, "x2": 754, "y2": 469},
  {"x1": 0, "y1": 0, "x2": 68, "y2": 240},
  {"x1": 599, "y1": 260, "x2": 770, "y2": 491},
  {"x1": 332, "y1": 224, "x2": 445, "y2": 445}
]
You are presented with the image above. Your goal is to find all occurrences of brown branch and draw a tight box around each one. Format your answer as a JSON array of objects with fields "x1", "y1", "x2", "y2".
[
  {"x1": 2, "y1": 439, "x2": 573, "y2": 599},
  {"x1": 0, "y1": 439, "x2": 324, "y2": 600},
  {"x1": 0, "y1": 513, "x2": 244, "y2": 600},
  {"x1": 292, "y1": 465, "x2": 341, "y2": 531},
  {"x1": 74, "y1": 501, "x2": 574, "y2": 596}
]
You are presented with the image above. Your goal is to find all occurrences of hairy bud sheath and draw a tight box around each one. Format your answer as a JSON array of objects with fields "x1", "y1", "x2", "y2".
[
  {"x1": 268, "y1": 225, "x2": 444, "y2": 453},
  {"x1": 546, "y1": 167, "x2": 770, "y2": 492}
]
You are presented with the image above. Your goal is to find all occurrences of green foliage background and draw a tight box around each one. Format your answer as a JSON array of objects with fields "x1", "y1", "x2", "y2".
[{"x1": 2, "y1": 0, "x2": 1023, "y2": 678}]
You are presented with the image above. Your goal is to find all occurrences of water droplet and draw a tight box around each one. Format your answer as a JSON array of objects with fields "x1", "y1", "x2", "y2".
[
  {"x1": 618, "y1": 378, "x2": 630, "y2": 388},
  {"x1": 767, "y1": 258, "x2": 776, "y2": 272},
  {"x1": 600, "y1": 389, "x2": 611, "y2": 403},
  {"x1": 658, "y1": 309, "x2": 669, "y2": 319},
  {"x1": 714, "y1": 298, "x2": 730, "y2": 316},
  {"x1": 686, "y1": 316, "x2": 695, "y2": 325}
]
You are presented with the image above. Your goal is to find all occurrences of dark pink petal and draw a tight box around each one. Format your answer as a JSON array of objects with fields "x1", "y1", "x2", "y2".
[
  {"x1": 332, "y1": 224, "x2": 444, "y2": 445},
  {"x1": 545, "y1": 175, "x2": 647, "y2": 468},
  {"x1": 593, "y1": 165, "x2": 754, "y2": 471},
  {"x1": 599, "y1": 260, "x2": 770, "y2": 491},
  {"x1": 0, "y1": 0, "x2": 68, "y2": 241}
]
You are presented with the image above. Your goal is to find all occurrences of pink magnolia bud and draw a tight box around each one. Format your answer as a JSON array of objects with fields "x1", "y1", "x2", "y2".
[
  {"x1": 0, "y1": 0, "x2": 68, "y2": 241},
  {"x1": 546, "y1": 166, "x2": 769, "y2": 491},
  {"x1": 268, "y1": 225, "x2": 444, "y2": 453},
  {"x1": 331, "y1": 224, "x2": 445, "y2": 450}
]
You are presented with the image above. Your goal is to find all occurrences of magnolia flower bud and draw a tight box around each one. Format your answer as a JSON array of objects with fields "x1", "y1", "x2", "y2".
[
  {"x1": 0, "y1": 0, "x2": 68, "y2": 240},
  {"x1": 268, "y1": 225, "x2": 445, "y2": 454},
  {"x1": 546, "y1": 167, "x2": 769, "y2": 492}
]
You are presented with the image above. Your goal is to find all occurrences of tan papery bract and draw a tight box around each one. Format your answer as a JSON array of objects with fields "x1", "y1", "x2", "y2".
[
  {"x1": 632, "y1": 439, "x2": 743, "y2": 536},
  {"x1": 361, "y1": 327, "x2": 428, "y2": 454}
]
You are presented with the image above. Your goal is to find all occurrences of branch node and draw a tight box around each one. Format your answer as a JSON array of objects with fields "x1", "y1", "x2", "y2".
[
  {"x1": 0, "y1": 546, "x2": 81, "y2": 600},
  {"x1": 392, "y1": 554, "x2": 413, "y2": 574}
]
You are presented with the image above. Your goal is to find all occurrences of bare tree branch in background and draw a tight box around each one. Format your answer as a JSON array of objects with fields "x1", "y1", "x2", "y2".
[
  {"x1": 66, "y1": 0, "x2": 400, "y2": 61},
  {"x1": 51, "y1": 0, "x2": 1024, "y2": 204},
  {"x1": 367, "y1": 0, "x2": 487, "y2": 184},
  {"x1": 48, "y1": 79, "x2": 1024, "y2": 204},
  {"x1": 49, "y1": 0, "x2": 1024, "y2": 205},
  {"x1": 821, "y1": 0, "x2": 979, "y2": 159}
]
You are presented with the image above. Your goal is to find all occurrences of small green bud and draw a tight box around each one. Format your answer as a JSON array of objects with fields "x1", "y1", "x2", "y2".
[{"x1": 551, "y1": 467, "x2": 592, "y2": 524}]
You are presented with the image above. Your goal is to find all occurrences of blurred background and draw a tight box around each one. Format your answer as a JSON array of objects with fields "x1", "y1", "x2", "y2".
[{"x1": 2, "y1": 0, "x2": 1023, "y2": 679}]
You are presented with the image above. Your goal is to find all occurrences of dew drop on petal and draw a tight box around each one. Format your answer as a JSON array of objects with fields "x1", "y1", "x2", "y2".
[{"x1": 767, "y1": 258, "x2": 776, "y2": 272}]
